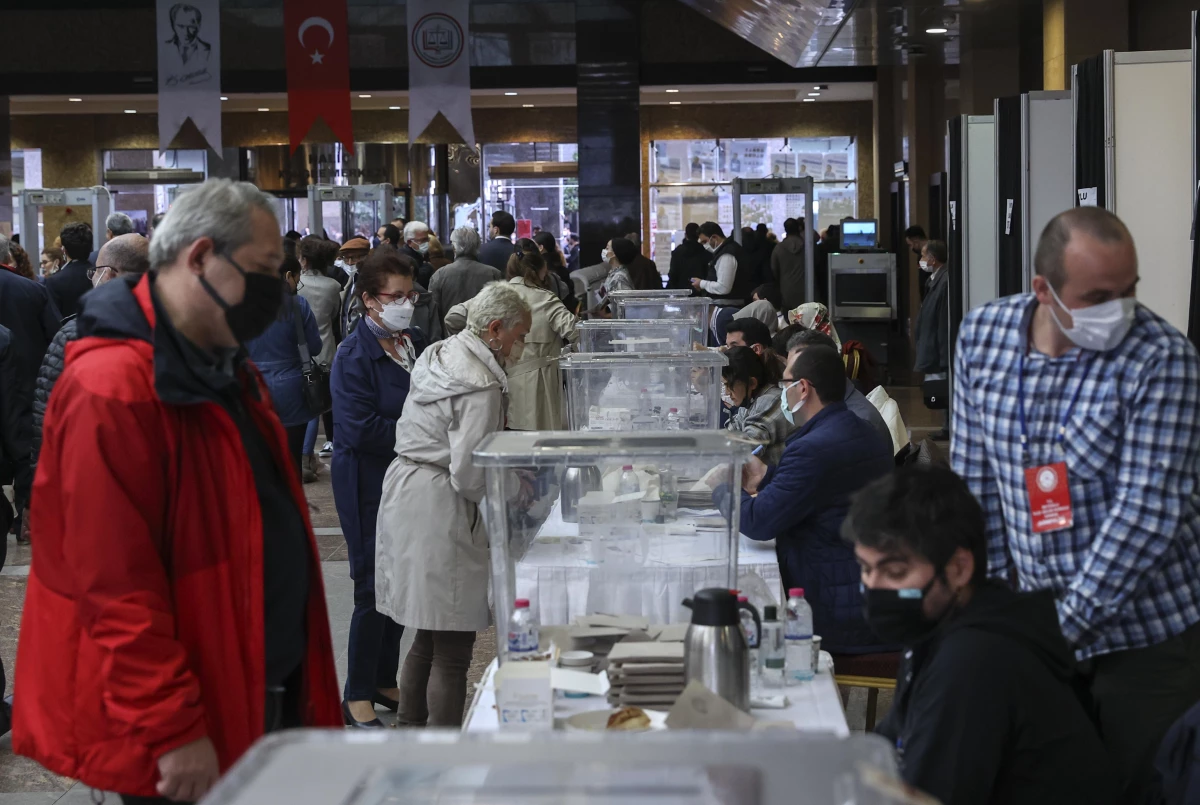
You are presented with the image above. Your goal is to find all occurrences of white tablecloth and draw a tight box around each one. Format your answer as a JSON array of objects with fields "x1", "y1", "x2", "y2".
[
  {"x1": 515, "y1": 502, "x2": 782, "y2": 625},
  {"x1": 464, "y1": 653, "x2": 848, "y2": 737}
]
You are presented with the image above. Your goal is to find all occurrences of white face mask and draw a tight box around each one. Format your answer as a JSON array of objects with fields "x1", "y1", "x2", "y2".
[
  {"x1": 778, "y1": 380, "x2": 806, "y2": 426},
  {"x1": 339, "y1": 258, "x2": 357, "y2": 277},
  {"x1": 919, "y1": 259, "x2": 933, "y2": 273},
  {"x1": 378, "y1": 298, "x2": 415, "y2": 333},
  {"x1": 721, "y1": 388, "x2": 737, "y2": 408},
  {"x1": 1047, "y1": 283, "x2": 1136, "y2": 352},
  {"x1": 416, "y1": 241, "x2": 430, "y2": 255},
  {"x1": 703, "y1": 241, "x2": 717, "y2": 253},
  {"x1": 602, "y1": 248, "x2": 613, "y2": 265}
]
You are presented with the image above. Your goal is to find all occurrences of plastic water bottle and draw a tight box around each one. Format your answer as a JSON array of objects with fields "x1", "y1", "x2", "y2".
[
  {"x1": 738, "y1": 595, "x2": 760, "y2": 679},
  {"x1": 658, "y1": 467, "x2": 678, "y2": 522},
  {"x1": 665, "y1": 408, "x2": 683, "y2": 430},
  {"x1": 618, "y1": 464, "x2": 641, "y2": 495},
  {"x1": 507, "y1": 598, "x2": 540, "y2": 659},
  {"x1": 760, "y1": 605, "x2": 786, "y2": 688},
  {"x1": 785, "y1": 587, "x2": 814, "y2": 682},
  {"x1": 638, "y1": 388, "x2": 654, "y2": 418}
]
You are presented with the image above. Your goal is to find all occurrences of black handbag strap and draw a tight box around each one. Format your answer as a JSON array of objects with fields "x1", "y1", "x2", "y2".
[{"x1": 291, "y1": 297, "x2": 313, "y2": 366}]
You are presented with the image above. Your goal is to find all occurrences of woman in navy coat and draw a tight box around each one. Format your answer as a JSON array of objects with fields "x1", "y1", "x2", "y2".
[{"x1": 330, "y1": 248, "x2": 426, "y2": 728}]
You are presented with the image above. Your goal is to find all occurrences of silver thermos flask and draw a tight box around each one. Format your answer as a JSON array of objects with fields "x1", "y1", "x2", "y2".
[
  {"x1": 559, "y1": 465, "x2": 603, "y2": 523},
  {"x1": 681, "y1": 588, "x2": 761, "y2": 712}
]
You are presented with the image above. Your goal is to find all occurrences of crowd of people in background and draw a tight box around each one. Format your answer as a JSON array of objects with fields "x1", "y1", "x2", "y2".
[{"x1": 0, "y1": 179, "x2": 1198, "y2": 805}]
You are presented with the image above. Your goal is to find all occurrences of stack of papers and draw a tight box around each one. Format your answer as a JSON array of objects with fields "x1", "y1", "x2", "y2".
[{"x1": 606, "y1": 641, "x2": 687, "y2": 708}]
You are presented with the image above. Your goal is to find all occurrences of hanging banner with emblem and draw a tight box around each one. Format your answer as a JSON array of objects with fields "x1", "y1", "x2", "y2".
[
  {"x1": 407, "y1": 0, "x2": 475, "y2": 147},
  {"x1": 156, "y1": 0, "x2": 222, "y2": 153},
  {"x1": 286, "y1": 0, "x2": 354, "y2": 153}
]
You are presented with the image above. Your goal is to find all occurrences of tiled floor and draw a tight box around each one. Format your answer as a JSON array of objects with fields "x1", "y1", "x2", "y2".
[{"x1": 0, "y1": 389, "x2": 944, "y2": 802}]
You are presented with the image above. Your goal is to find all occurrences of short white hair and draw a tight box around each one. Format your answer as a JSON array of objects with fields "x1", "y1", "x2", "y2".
[
  {"x1": 403, "y1": 221, "x2": 430, "y2": 242},
  {"x1": 467, "y1": 281, "x2": 531, "y2": 335},
  {"x1": 450, "y1": 226, "x2": 480, "y2": 257},
  {"x1": 106, "y1": 212, "x2": 135, "y2": 236},
  {"x1": 150, "y1": 179, "x2": 279, "y2": 271}
]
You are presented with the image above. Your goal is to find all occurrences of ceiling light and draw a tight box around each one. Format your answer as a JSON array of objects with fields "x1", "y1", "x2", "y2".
[
  {"x1": 124, "y1": 109, "x2": 136, "y2": 114},
  {"x1": 803, "y1": 98, "x2": 816, "y2": 103},
  {"x1": 665, "y1": 89, "x2": 680, "y2": 93},
  {"x1": 389, "y1": 105, "x2": 401, "y2": 110},
  {"x1": 813, "y1": 86, "x2": 821, "y2": 90},
  {"x1": 669, "y1": 101, "x2": 681, "y2": 105},
  {"x1": 220, "y1": 96, "x2": 228, "y2": 101},
  {"x1": 258, "y1": 107, "x2": 269, "y2": 112},
  {"x1": 358, "y1": 94, "x2": 372, "y2": 98},
  {"x1": 522, "y1": 104, "x2": 535, "y2": 108},
  {"x1": 808, "y1": 92, "x2": 820, "y2": 96},
  {"x1": 926, "y1": 27, "x2": 948, "y2": 34},
  {"x1": 832, "y1": 47, "x2": 845, "y2": 52},
  {"x1": 504, "y1": 92, "x2": 519, "y2": 96},
  {"x1": 68, "y1": 97, "x2": 82, "y2": 102}
]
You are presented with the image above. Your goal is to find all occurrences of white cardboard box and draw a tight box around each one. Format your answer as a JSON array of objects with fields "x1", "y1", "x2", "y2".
[{"x1": 495, "y1": 661, "x2": 553, "y2": 731}]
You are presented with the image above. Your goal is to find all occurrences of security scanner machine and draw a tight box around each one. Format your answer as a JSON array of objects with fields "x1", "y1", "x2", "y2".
[
  {"x1": 559, "y1": 351, "x2": 727, "y2": 432},
  {"x1": 576, "y1": 319, "x2": 697, "y2": 353},
  {"x1": 826, "y1": 219, "x2": 896, "y2": 369},
  {"x1": 206, "y1": 727, "x2": 906, "y2": 805},
  {"x1": 731, "y1": 177, "x2": 815, "y2": 303},
  {"x1": 1074, "y1": 46, "x2": 1195, "y2": 335},
  {"x1": 994, "y1": 92, "x2": 1074, "y2": 296},
  {"x1": 18, "y1": 187, "x2": 112, "y2": 256},
  {"x1": 306, "y1": 183, "x2": 396, "y2": 242}
]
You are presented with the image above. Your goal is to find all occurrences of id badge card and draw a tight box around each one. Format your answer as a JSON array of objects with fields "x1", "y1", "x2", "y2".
[{"x1": 1025, "y1": 462, "x2": 1073, "y2": 533}]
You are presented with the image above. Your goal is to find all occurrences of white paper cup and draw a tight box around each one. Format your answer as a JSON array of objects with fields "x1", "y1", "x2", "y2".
[{"x1": 811, "y1": 635, "x2": 822, "y2": 672}]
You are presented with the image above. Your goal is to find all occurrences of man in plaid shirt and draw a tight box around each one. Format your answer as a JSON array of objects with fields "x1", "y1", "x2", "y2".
[{"x1": 952, "y1": 207, "x2": 1200, "y2": 803}]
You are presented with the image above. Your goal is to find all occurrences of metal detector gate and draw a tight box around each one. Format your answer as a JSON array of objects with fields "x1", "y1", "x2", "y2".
[
  {"x1": 731, "y1": 177, "x2": 816, "y2": 304},
  {"x1": 19, "y1": 187, "x2": 112, "y2": 256},
  {"x1": 306, "y1": 184, "x2": 396, "y2": 242}
]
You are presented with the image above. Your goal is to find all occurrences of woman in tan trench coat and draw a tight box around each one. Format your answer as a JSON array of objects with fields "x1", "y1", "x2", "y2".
[
  {"x1": 375, "y1": 281, "x2": 532, "y2": 727},
  {"x1": 445, "y1": 239, "x2": 578, "y2": 430}
]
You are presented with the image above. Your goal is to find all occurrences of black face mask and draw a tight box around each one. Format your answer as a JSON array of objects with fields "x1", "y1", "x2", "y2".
[
  {"x1": 861, "y1": 575, "x2": 943, "y2": 645},
  {"x1": 198, "y1": 253, "x2": 284, "y2": 343}
]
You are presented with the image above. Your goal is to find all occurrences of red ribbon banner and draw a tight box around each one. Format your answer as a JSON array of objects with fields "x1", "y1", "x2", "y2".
[{"x1": 285, "y1": 0, "x2": 354, "y2": 154}]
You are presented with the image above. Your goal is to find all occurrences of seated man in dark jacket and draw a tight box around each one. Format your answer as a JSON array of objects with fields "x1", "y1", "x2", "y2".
[
  {"x1": 842, "y1": 466, "x2": 1117, "y2": 805},
  {"x1": 718, "y1": 345, "x2": 894, "y2": 654}
]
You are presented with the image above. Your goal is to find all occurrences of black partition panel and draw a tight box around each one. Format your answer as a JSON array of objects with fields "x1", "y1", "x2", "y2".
[
  {"x1": 996, "y1": 96, "x2": 1023, "y2": 298},
  {"x1": 929, "y1": 172, "x2": 948, "y2": 241},
  {"x1": 947, "y1": 118, "x2": 964, "y2": 364},
  {"x1": 1075, "y1": 54, "x2": 1107, "y2": 209}
]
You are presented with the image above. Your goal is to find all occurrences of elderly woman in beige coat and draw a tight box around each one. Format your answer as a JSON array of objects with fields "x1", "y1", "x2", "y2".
[
  {"x1": 375, "y1": 281, "x2": 532, "y2": 727},
  {"x1": 445, "y1": 238, "x2": 578, "y2": 430}
]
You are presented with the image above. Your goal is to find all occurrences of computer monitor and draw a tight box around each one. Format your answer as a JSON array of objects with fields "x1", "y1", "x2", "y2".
[{"x1": 839, "y1": 219, "x2": 878, "y2": 250}]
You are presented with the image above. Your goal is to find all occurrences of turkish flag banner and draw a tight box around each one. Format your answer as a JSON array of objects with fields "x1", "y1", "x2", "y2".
[{"x1": 285, "y1": 0, "x2": 353, "y2": 153}]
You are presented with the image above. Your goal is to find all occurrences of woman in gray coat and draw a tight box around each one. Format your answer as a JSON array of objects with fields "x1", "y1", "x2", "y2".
[{"x1": 375, "y1": 281, "x2": 532, "y2": 727}]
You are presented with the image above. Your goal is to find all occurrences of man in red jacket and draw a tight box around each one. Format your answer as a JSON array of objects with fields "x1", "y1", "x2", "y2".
[{"x1": 14, "y1": 178, "x2": 341, "y2": 804}]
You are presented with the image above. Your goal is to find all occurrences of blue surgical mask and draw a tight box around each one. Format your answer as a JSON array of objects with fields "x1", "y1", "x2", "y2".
[{"x1": 778, "y1": 380, "x2": 805, "y2": 426}]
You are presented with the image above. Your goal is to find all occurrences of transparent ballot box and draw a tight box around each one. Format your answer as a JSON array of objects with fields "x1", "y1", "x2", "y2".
[
  {"x1": 472, "y1": 431, "x2": 752, "y2": 663},
  {"x1": 606, "y1": 288, "x2": 693, "y2": 302},
  {"x1": 576, "y1": 319, "x2": 696, "y2": 353},
  {"x1": 206, "y1": 729, "x2": 901, "y2": 805},
  {"x1": 615, "y1": 296, "x2": 715, "y2": 345},
  {"x1": 559, "y1": 350, "x2": 727, "y2": 432}
]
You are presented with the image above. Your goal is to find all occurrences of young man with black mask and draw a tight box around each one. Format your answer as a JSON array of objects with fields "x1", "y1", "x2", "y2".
[{"x1": 842, "y1": 466, "x2": 1117, "y2": 805}]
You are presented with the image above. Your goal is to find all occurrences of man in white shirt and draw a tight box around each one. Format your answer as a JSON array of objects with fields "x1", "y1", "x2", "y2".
[{"x1": 691, "y1": 222, "x2": 752, "y2": 299}]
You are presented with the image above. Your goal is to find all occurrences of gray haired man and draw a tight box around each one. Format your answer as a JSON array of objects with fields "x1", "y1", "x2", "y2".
[
  {"x1": 13, "y1": 178, "x2": 341, "y2": 803},
  {"x1": 88, "y1": 212, "x2": 136, "y2": 265},
  {"x1": 428, "y1": 225, "x2": 503, "y2": 331}
]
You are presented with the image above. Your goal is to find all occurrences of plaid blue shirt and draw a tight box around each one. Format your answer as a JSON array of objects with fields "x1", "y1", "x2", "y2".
[{"x1": 952, "y1": 294, "x2": 1200, "y2": 659}]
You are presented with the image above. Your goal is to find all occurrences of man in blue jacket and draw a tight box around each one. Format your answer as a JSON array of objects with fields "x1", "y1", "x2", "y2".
[{"x1": 719, "y1": 345, "x2": 895, "y2": 654}]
